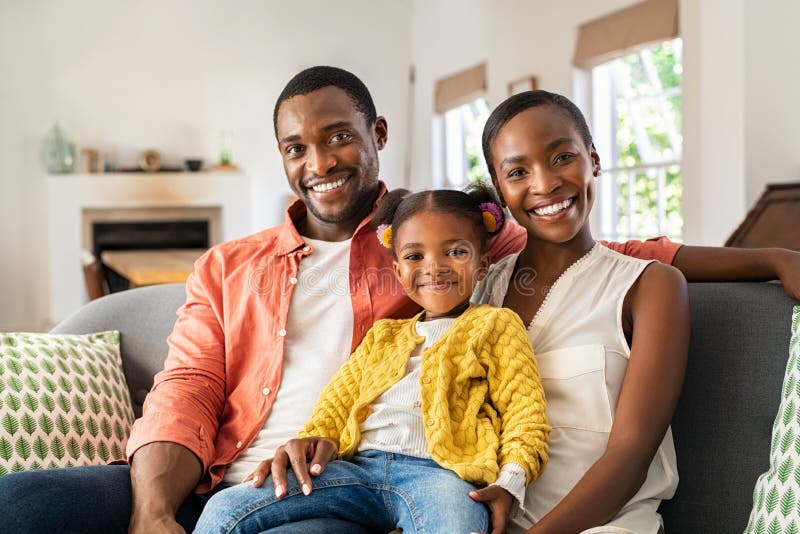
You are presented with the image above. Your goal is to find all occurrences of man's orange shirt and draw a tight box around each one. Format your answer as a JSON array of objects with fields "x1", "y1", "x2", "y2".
[{"x1": 126, "y1": 185, "x2": 680, "y2": 492}]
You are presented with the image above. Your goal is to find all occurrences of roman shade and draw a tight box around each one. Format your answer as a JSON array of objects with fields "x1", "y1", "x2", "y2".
[
  {"x1": 573, "y1": 0, "x2": 679, "y2": 68},
  {"x1": 434, "y1": 63, "x2": 487, "y2": 114}
]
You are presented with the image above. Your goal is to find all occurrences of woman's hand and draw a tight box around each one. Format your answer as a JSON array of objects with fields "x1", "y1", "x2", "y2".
[
  {"x1": 243, "y1": 437, "x2": 338, "y2": 498},
  {"x1": 469, "y1": 485, "x2": 514, "y2": 534}
]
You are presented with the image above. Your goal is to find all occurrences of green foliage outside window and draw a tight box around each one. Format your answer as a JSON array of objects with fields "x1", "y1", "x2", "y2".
[{"x1": 611, "y1": 40, "x2": 683, "y2": 239}]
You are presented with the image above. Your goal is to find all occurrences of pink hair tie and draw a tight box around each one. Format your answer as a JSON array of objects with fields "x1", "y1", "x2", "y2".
[
  {"x1": 479, "y1": 203, "x2": 504, "y2": 234},
  {"x1": 376, "y1": 224, "x2": 393, "y2": 248}
]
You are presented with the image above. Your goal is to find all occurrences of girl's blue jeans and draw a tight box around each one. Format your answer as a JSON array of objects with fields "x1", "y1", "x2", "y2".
[{"x1": 194, "y1": 450, "x2": 490, "y2": 534}]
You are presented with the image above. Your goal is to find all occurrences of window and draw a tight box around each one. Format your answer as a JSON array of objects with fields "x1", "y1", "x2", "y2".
[
  {"x1": 438, "y1": 98, "x2": 490, "y2": 187},
  {"x1": 432, "y1": 63, "x2": 490, "y2": 188},
  {"x1": 591, "y1": 38, "x2": 683, "y2": 241}
]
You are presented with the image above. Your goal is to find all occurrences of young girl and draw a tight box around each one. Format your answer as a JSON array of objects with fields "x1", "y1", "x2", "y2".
[
  {"x1": 194, "y1": 185, "x2": 550, "y2": 534},
  {"x1": 473, "y1": 90, "x2": 690, "y2": 534}
]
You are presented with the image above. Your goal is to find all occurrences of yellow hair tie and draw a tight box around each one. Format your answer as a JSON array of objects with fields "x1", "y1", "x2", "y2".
[
  {"x1": 376, "y1": 224, "x2": 393, "y2": 248},
  {"x1": 479, "y1": 202, "x2": 504, "y2": 235},
  {"x1": 482, "y1": 211, "x2": 498, "y2": 233}
]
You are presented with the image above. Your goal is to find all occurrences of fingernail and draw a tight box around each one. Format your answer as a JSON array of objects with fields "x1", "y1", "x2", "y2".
[
  {"x1": 274, "y1": 484, "x2": 284, "y2": 498},
  {"x1": 310, "y1": 464, "x2": 322, "y2": 475},
  {"x1": 302, "y1": 483, "x2": 311, "y2": 495}
]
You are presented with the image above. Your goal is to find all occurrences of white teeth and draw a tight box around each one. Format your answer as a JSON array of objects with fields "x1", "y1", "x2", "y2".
[
  {"x1": 311, "y1": 177, "x2": 348, "y2": 192},
  {"x1": 533, "y1": 198, "x2": 574, "y2": 216}
]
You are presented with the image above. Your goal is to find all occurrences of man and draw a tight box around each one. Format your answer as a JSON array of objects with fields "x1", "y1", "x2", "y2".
[{"x1": 2, "y1": 66, "x2": 798, "y2": 534}]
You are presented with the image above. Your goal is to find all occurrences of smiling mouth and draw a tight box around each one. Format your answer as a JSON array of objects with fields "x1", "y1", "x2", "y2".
[
  {"x1": 419, "y1": 281, "x2": 455, "y2": 291},
  {"x1": 310, "y1": 175, "x2": 350, "y2": 193},
  {"x1": 531, "y1": 197, "x2": 575, "y2": 216}
]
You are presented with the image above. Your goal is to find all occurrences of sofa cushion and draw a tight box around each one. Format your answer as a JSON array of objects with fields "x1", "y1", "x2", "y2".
[
  {"x1": 745, "y1": 306, "x2": 800, "y2": 533},
  {"x1": 659, "y1": 283, "x2": 798, "y2": 532},
  {"x1": 50, "y1": 283, "x2": 185, "y2": 417},
  {"x1": 0, "y1": 331, "x2": 135, "y2": 475}
]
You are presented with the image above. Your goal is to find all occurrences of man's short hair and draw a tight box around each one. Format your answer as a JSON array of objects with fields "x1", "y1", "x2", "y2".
[{"x1": 273, "y1": 66, "x2": 378, "y2": 136}]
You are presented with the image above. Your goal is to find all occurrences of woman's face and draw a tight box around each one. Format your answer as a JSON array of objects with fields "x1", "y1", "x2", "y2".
[{"x1": 489, "y1": 105, "x2": 600, "y2": 246}]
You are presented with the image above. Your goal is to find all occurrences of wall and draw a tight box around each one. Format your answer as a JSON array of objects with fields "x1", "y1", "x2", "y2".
[
  {"x1": 744, "y1": 0, "x2": 800, "y2": 205},
  {"x1": 0, "y1": 0, "x2": 412, "y2": 331},
  {"x1": 680, "y1": 0, "x2": 747, "y2": 246}
]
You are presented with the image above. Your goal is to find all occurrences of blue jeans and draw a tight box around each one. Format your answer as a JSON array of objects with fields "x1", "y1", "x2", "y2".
[
  {"x1": 194, "y1": 450, "x2": 489, "y2": 534},
  {"x1": 0, "y1": 464, "x2": 366, "y2": 534}
]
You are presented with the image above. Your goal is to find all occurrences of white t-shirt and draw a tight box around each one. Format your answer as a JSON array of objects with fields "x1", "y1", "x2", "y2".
[{"x1": 222, "y1": 237, "x2": 354, "y2": 485}]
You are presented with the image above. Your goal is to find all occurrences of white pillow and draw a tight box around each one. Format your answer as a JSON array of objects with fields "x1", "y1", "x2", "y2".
[
  {"x1": 0, "y1": 331, "x2": 135, "y2": 475},
  {"x1": 745, "y1": 306, "x2": 800, "y2": 533}
]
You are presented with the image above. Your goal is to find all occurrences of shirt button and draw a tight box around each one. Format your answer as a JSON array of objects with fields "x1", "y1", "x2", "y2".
[
  {"x1": 426, "y1": 419, "x2": 435, "y2": 426},
  {"x1": 235, "y1": 440, "x2": 243, "y2": 449},
  {"x1": 262, "y1": 387, "x2": 271, "y2": 396},
  {"x1": 422, "y1": 376, "x2": 431, "y2": 384},
  {"x1": 289, "y1": 277, "x2": 298, "y2": 285},
  {"x1": 303, "y1": 246, "x2": 311, "y2": 252},
  {"x1": 278, "y1": 329, "x2": 286, "y2": 337}
]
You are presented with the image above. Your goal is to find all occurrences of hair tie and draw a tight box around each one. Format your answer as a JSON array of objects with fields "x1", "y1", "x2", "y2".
[
  {"x1": 376, "y1": 224, "x2": 393, "y2": 248},
  {"x1": 479, "y1": 202, "x2": 504, "y2": 235}
]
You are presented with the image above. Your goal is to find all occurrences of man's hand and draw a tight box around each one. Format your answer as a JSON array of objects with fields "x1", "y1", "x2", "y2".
[
  {"x1": 128, "y1": 442, "x2": 202, "y2": 534},
  {"x1": 671, "y1": 245, "x2": 800, "y2": 300},
  {"x1": 251, "y1": 437, "x2": 338, "y2": 498},
  {"x1": 469, "y1": 485, "x2": 514, "y2": 534},
  {"x1": 772, "y1": 248, "x2": 800, "y2": 301}
]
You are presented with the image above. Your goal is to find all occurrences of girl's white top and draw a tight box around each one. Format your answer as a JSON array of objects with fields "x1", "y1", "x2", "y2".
[{"x1": 472, "y1": 244, "x2": 678, "y2": 534}]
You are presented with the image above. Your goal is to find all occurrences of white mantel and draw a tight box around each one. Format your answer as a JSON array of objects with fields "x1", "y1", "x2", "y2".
[{"x1": 46, "y1": 172, "x2": 252, "y2": 325}]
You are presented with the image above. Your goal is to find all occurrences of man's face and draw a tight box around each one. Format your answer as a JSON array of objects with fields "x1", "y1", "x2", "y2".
[{"x1": 275, "y1": 86, "x2": 387, "y2": 226}]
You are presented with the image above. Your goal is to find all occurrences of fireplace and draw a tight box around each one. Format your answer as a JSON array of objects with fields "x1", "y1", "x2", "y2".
[
  {"x1": 92, "y1": 219, "x2": 211, "y2": 293},
  {"x1": 80, "y1": 206, "x2": 221, "y2": 293},
  {"x1": 47, "y1": 171, "x2": 252, "y2": 325}
]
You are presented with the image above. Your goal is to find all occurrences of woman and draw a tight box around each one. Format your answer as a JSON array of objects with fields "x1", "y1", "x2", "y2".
[{"x1": 470, "y1": 90, "x2": 689, "y2": 534}]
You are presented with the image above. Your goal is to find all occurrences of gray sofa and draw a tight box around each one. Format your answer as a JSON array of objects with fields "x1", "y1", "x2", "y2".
[{"x1": 51, "y1": 282, "x2": 800, "y2": 532}]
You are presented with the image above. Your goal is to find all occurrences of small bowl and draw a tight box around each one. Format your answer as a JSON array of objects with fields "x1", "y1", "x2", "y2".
[{"x1": 185, "y1": 159, "x2": 203, "y2": 172}]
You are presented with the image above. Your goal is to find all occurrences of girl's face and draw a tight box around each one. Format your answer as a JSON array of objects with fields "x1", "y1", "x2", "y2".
[
  {"x1": 489, "y1": 105, "x2": 600, "y2": 246},
  {"x1": 392, "y1": 210, "x2": 489, "y2": 320}
]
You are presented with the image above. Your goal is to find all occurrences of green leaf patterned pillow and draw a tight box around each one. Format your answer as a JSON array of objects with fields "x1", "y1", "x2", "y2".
[
  {"x1": 0, "y1": 331, "x2": 134, "y2": 475},
  {"x1": 745, "y1": 306, "x2": 800, "y2": 534}
]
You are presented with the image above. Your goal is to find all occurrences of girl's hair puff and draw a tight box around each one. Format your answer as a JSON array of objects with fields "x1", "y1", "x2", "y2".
[{"x1": 373, "y1": 182, "x2": 505, "y2": 256}]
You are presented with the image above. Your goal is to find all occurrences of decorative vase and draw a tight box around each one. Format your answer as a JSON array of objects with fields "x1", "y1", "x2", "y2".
[
  {"x1": 220, "y1": 130, "x2": 233, "y2": 165},
  {"x1": 42, "y1": 123, "x2": 75, "y2": 174}
]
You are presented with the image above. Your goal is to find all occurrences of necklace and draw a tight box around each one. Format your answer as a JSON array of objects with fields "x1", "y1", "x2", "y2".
[{"x1": 526, "y1": 244, "x2": 598, "y2": 331}]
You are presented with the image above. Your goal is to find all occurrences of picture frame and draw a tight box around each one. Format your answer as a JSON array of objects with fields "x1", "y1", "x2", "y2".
[{"x1": 507, "y1": 76, "x2": 539, "y2": 96}]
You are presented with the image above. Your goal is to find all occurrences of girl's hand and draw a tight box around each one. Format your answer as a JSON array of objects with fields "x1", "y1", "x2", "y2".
[
  {"x1": 260, "y1": 437, "x2": 338, "y2": 498},
  {"x1": 469, "y1": 485, "x2": 514, "y2": 534}
]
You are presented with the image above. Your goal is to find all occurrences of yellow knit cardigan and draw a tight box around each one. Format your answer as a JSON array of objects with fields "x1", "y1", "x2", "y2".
[{"x1": 298, "y1": 304, "x2": 550, "y2": 487}]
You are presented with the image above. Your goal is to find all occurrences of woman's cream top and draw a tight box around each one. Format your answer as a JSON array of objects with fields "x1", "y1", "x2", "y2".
[{"x1": 472, "y1": 244, "x2": 678, "y2": 534}]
